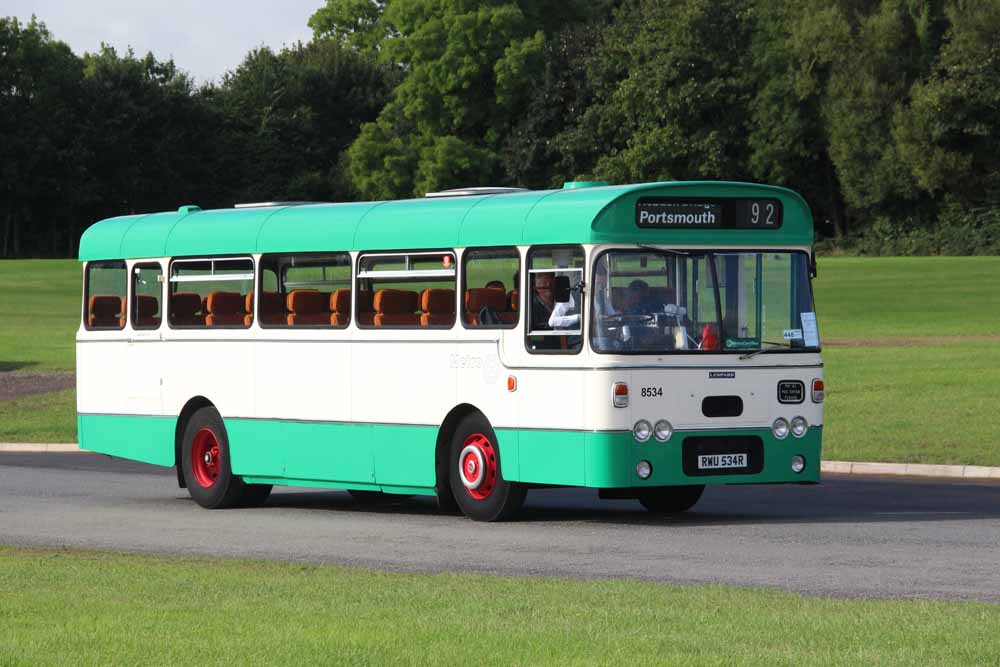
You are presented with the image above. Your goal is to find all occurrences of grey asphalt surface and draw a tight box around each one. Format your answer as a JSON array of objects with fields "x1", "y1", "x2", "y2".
[{"x1": 2, "y1": 452, "x2": 999, "y2": 602}]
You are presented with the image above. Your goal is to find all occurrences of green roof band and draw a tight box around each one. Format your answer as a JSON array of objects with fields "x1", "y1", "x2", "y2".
[{"x1": 78, "y1": 181, "x2": 815, "y2": 262}]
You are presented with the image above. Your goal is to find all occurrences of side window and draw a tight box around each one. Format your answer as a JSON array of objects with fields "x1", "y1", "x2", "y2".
[
  {"x1": 84, "y1": 261, "x2": 126, "y2": 330},
  {"x1": 356, "y1": 251, "x2": 456, "y2": 329},
  {"x1": 258, "y1": 253, "x2": 352, "y2": 328},
  {"x1": 168, "y1": 258, "x2": 253, "y2": 328},
  {"x1": 526, "y1": 246, "x2": 585, "y2": 353},
  {"x1": 462, "y1": 247, "x2": 520, "y2": 329},
  {"x1": 131, "y1": 263, "x2": 163, "y2": 330}
]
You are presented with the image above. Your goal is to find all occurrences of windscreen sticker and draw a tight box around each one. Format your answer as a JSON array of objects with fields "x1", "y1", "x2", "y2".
[
  {"x1": 783, "y1": 328, "x2": 803, "y2": 341},
  {"x1": 800, "y1": 312, "x2": 820, "y2": 347},
  {"x1": 725, "y1": 337, "x2": 760, "y2": 350}
]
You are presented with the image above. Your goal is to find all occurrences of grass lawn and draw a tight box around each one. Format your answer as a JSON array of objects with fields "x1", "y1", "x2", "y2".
[
  {"x1": 822, "y1": 341, "x2": 1000, "y2": 464},
  {"x1": 813, "y1": 256, "x2": 1000, "y2": 341},
  {"x1": 0, "y1": 259, "x2": 79, "y2": 372},
  {"x1": 0, "y1": 390, "x2": 76, "y2": 444},
  {"x1": 1, "y1": 546, "x2": 998, "y2": 666}
]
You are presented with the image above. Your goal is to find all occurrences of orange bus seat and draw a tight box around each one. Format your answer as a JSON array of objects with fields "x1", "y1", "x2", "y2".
[
  {"x1": 286, "y1": 290, "x2": 330, "y2": 326},
  {"x1": 330, "y1": 289, "x2": 351, "y2": 326},
  {"x1": 356, "y1": 289, "x2": 375, "y2": 326},
  {"x1": 170, "y1": 292, "x2": 204, "y2": 326},
  {"x1": 465, "y1": 288, "x2": 505, "y2": 326},
  {"x1": 88, "y1": 294, "x2": 124, "y2": 328},
  {"x1": 206, "y1": 291, "x2": 246, "y2": 326},
  {"x1": 258, "y1": 291, "x2": 287, "y2": 325},
  {"x1": 508, "y1": 290, "x2": 518, "y2": 313},
  {"x1": 374, "y1": 289, "x2": 419, "y2": 327},
  {"x1": 420, "y1": 288, "x2": 455, "y2": 327},
  {"x1": 135, "y1": 294, "x2": 160, "y2": 327}
]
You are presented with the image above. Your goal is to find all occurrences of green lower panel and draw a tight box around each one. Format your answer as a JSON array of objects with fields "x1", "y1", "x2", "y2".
[
  {"x1": 511, "y1": 427, "x2": 822, "y2": 487},
  {"x1": 78, "y1": 413, "x2": 821, "y2": 490},
  {"x1": 227, "y1": 419, "x2": 375, "y2": 484},
  {"x1": 227, "y1": 419, "x2": 439, "y2": 490},
  {"x1": 78, "y1": 414, "x2": 176, "y2": 467}
]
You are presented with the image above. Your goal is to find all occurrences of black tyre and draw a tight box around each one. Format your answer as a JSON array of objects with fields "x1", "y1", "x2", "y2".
[
  {"x1": 181, "y1": 406, "x2": 259, "y2": 509},
  {"x1": 448, "y1": 413, "x2": 525, "y2": 522},
  {"x1": 637, "y1": 485, "x2": 705, "y2": 514}
]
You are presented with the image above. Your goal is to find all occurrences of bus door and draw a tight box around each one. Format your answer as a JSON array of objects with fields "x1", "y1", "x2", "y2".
[{"x1": 127, "y1": 262, "x2": 164, "y2": 414}]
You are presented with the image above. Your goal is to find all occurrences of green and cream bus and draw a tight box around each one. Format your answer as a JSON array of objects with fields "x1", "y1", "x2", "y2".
[{"x1": 76, "y1": 181, "x2": 824, "y2": 521}]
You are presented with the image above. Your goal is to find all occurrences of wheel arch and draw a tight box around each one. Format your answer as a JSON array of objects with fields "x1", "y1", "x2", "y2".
[
  {"x1": 435, "y1": 403, "x2": 486, "y2": 510},
  {"x1": 174, "y1": 396, "x2": 216, "y2": 488}
]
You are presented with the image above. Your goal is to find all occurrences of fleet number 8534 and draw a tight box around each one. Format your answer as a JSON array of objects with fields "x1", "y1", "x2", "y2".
[{"x1": 640, "y1": 387, "x2": 663, "y2": 397}]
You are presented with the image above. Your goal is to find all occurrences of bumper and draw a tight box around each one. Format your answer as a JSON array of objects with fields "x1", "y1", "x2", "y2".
[{"x1": 504, "y1": 426, "x2": 822, "y2": 488}]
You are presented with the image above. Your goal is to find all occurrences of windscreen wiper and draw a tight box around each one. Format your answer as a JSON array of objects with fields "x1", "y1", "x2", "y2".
[
  {"x1": 739, "y1": 341, "x2": 792, "y2": 360},
  {"x1": 637, "y1": 244, "x2": 691, "y2": 256}
]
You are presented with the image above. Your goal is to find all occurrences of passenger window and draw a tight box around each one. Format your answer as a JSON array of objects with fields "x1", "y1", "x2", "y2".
[
  {"x1": 357, "y1": 251, "x2": 456, "y2": 328},
  {"x1": 526, "y1": 246, "x2": 584, "y2": 353},
  {"x1": 258, "y1": 253, "x2": 352, "y2": 328},
  {"x1": 84, "y1": 261, "x2": 126, "y2": 330},
  {"x1": 168, "y1": 258, "x2": 253, "y2": 328},
  {"x1": 462, "y1": 248, "x2": 520, "y2": 329},
  {"x1": 131, "y1": 263, "x2": 163, "y2": 330}
]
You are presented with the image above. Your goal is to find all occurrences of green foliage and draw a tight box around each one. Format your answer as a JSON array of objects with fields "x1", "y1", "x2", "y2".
[
  {"x1": 894, "y1": 1, "x2": 1000, "y2": 203},
  {"x1": 309, "y1": 0, "x2": 390, "y2": 53},
  {"x1": 343, "y1": 0, "x2": 594, "y2": 198},
  {"x1": 578, "y1": 0, "x2": 756, "y2": 184},
  {"x1": 209, "y1": 39, "x2": 395, "y2": 203},
  {"x1": 2, "y1": 2, "x2": 999, "y2": 254},
  {"x1": 0, "y1": 17, "x2": 84, "y2": 257}
]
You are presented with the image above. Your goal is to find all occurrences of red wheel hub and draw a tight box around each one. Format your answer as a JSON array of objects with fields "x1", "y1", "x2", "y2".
[
  {"x1": 458, "y1": 433, "x2": 497, "y2": 501},
  {"x1": 191, "y1": 427, "x2": 222, "y2": 489}
]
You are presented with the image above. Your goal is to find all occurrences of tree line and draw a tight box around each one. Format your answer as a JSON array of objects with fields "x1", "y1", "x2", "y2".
[{"x1": 1, "y1": 0, "x2": 998, "y2": 258}]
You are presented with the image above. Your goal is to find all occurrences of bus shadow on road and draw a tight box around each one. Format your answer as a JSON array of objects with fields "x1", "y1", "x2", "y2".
[{"x1": 255, "y1": 477, "x2": 1000, "y2": 527}]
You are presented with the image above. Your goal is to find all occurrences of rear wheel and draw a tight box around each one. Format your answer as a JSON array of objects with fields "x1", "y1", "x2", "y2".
[
  {"x1": 449, "y1": 413, "x2": 525, "y2": 522},
  {"x1": 638, "y1": 485, "x2": 705, "y2": 514},
  {"x1": 181, "y1": 406, "x2": 267, "y2": 508}
]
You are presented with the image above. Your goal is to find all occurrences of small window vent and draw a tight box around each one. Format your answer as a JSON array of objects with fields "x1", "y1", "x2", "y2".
[
  {"x1": 424, "y1": 187, "x2": 528, "y2": 198},
  {"x1": 233, "y1": 201, "x2": 323, "y2": 209}
]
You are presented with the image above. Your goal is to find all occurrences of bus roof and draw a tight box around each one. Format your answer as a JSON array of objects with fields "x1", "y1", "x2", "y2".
[{"x1": 78, "y1": 181, "x2": 814, "y2": 261}]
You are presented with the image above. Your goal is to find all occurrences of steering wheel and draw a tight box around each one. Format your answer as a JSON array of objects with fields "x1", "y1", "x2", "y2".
[{"x1": 601, "y1": 313, "x2": 656, "y2": 326}]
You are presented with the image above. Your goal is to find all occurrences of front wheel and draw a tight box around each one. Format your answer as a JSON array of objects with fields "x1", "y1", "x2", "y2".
[
  {"x1": 638, "y1": 485, "x2": 705, "y2": 514},
  {"x1": 181, "y1": 406, "x2": 268, "y2": 508},
  {"x1": 448, "y1": 413, "x2": 525, "y2": 522}
]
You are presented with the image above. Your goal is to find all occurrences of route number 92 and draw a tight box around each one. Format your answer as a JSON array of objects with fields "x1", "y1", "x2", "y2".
[{"x1": 640, "y1": 387, "x2": 662, "y2": 398}]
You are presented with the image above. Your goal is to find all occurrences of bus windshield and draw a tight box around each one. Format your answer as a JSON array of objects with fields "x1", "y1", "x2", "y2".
[{"x1": 590, "y1": 249, "x2": 819, "y2": 354}]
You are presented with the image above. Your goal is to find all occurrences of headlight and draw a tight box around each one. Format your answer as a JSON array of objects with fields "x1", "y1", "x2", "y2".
[
  {"x1": 636, "y1": 460, "x2": 652, "y2": 479},
  {"x1": 791, "y1": 416, "x2": 808, "y2": 438},
  {"x1": 772, "y1": 417, "x2": 789, "y2": 440},
  {"x1": 791, "y1": 455, "x2": 806, "y2": 473},
  {"x1": 653, "y1": 419, "x2": 673, "y2": 442},
  {"x1": 633, "y1": 420, "x2": 652, "y2": 442}
]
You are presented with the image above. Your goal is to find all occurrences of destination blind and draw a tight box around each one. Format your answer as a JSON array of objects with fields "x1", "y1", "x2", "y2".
[{"x1": 635, "y1": 197, "x2": 784, "y2": 230}]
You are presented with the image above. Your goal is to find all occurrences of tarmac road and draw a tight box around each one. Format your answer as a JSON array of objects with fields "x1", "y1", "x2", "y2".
[{"x1": 2, "y1": 452, "x2": 999, "y2": 602}]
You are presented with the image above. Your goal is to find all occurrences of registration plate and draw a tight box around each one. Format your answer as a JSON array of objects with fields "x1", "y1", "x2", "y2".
[{"x1": 697, "y1": 453, "x2": 748, "y2": 470}]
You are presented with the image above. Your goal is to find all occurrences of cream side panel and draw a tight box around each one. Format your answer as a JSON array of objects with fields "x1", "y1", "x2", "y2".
[
  {"x1": 454, "y1": 338, "x2": 517, "y2": 428},
  {"x1": 76, "y1": 339, "x2": 132, "y2": 414},
  {"x1": 160, "y1": 338, "x2": 255, "y2": 418},
  {"x1": 255, "y1": 337, "x2": 352, "y2": 421},
  {"x1": 516, "y1": 368, "x2": 586, "y2": 430},
  {"x1": 351, "y1": 337, "x2": 457, "y2": 425}
]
